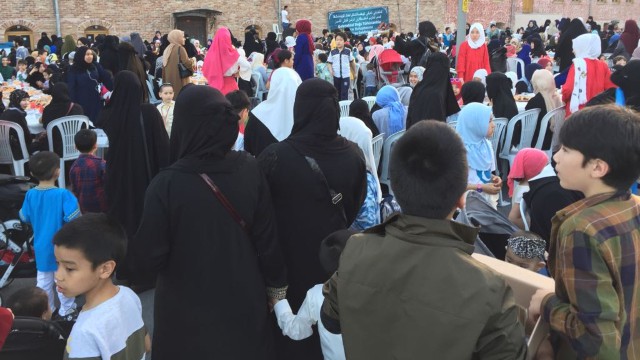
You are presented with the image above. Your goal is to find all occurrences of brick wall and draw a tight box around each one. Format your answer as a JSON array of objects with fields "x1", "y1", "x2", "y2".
[{"x1": 0, "y1": 0, "x2": 447, "y2": 45}]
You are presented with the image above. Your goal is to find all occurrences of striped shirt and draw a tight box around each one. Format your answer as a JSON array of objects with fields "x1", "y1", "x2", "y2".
[{"x1": 542, "y1": 191, "x2": 640, "y2": 359}]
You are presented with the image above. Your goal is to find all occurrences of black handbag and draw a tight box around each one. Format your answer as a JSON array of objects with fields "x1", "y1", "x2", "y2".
[{"x1": 177, "y1": 47, "x2": 193, "y2": 79}]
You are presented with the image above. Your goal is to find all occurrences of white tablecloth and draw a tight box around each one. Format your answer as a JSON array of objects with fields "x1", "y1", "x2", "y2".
[{"x1": 26, "y1": 112, "x2": 44, "y2": 134}]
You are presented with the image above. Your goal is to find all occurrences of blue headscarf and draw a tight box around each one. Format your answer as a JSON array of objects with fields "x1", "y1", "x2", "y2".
[
  {"x1": 456, "y1": 103, "x2": 494, "y2": 171},
  {"x1": 376, "y1": 85, "x2": 406, "y2": 135}
]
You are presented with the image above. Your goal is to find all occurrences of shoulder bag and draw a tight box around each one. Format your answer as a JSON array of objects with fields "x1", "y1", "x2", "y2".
[{"x1": 177, "y1": 47, "x2": 194, "y2": 79}]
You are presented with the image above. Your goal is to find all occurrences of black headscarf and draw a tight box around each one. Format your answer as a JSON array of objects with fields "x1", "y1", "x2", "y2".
[
  {"x1": 529, "y1": 37, "x2": 547, "y2": 58},
  {"x1": 49, "y1": 82, "x2": 73, "y2": 104},
  {"x1": 130, "y1": 33, "x2": 147, "y2": 57},
  {"x1": 159, "y1": 34, "x2": 170, "y2": 56},
  {"x1": 418, "y1": 21, "x2": 438, "y2": 41},
  {"x1": 71, "y1": 46, "x2": 95, "y2": 71},
  {"x1": 8, "y1": 90, "x2": 28, "y2": 112},
  {"x1": 170, "y1": 85, "x2": 239, "y2": 163},
  {"x1": 461, "y1": 81, "x2": 486, "y2": 105},
  {"x1": 406, "y1": 52, "x2": 460, "y2": 127},
  {"x1": 556, "y1": 19, "x2": 588, "y2": 71},
  {"x1": 486, "y1": 72, "x2": 518, "y2": 120},
  {"x1": 285, "y1": 78, "x2": 352, "y2": 156},
  {"x1": 349, "y1": 99, "x2": 379, "y2": 136}
]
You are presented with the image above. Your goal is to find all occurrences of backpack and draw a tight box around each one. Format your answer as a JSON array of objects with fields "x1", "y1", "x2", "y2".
[
  {"x1": 380, "y1": 194, "x2": 402, "y2": 223},
  {"x1": 416, "y1": 38, "x2": 433, "y2": 67}
]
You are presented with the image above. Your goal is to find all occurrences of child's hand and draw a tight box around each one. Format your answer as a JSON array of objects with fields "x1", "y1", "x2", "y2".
[
  {"x1": 268, "y1": 297, "x2": 280, "y2": 312},
  {"x1": 491, "y1": 175, "x2": 502, "y2": 187},
  {"x1": 481, "y1": 183, "x2": 501, "y2": 195}
]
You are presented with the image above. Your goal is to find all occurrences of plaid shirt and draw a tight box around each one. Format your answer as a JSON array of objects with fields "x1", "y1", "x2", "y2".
[
  {"x1": 542, "y1": 191, "x2": 640, "y2": 359},
  {"x1": 69, "y1": 154, "x2": 107, "y2": 214}
]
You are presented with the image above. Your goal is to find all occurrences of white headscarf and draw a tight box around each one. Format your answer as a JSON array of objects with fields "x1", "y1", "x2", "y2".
[
  {"x1": 569, "y1": 33, "x2": 601, "y2": 113},
  {"x1": 250, "y1": 68, "x2": 302, "y2": 141},
  {"x1": 468, "y1": 23, "x2": 486, "y2": 49},
  {"x1": 338, "y1": 116, "x2": 383, "y2": 203},
  {"x1": 473, "y1": 69, "x2": 488, "y2": 86}
]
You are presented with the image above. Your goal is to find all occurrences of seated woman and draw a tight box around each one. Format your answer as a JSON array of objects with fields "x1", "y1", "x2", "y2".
[
  {"x1": 0, "y1": 90, "x2": 42, "y2": 157},
  {"x1": 526, "y1": 69, "x2": 564, "y2": 151},
  {"x1": 506, "y1": 148, "x2": 549, "y2": 229},
  {"x1": 460, "y1": 81, "x2": 486, "y2": 105},
  {"x1": 349, "y1": 99, "x2": 379, "y2": 137},
  {"x1": 372, "y1": 85, "x2": 407, "y2": 141},
  {"x1": 486, "y1": 72, "x2": 520, "y2": 144},
  {"x1": 27, "y1": 62, "x2": 46, "y2": 89},
  {"x1": 515, "y1": 63, "x2": 542, "y2": 94},
  {"x1": 339, "y1": 116, "x2": 382, "y2": 230},
  {"x1": 456, "y1": 102, "x2": 502, "y2": 208}
]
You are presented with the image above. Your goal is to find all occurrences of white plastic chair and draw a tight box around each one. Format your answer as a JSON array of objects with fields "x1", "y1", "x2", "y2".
[
  {"x1": 499, "y1": 109, "x2": 542, "y2": 169},
  {"x1": 339, "y1": 100, "x2": 352, "y2": 118},
  {"x1": 371, "y1": 133, "x2": 384, "y2": 168},
  {"x1": 362, "y1": 96, "x2": 377, "y2": 110},
  {"x1": 379, "y1": 130, "x2": 405, "y2": 195},
  {"x1": 520, "y1": 198, "x2": 530, "y2": 231},
  {"x1": 252, "y1": 71, "x2": 267, "y2": 102},
  {"x1": 0, "y1": 121, "x2": 30, "y2": 176},
  {"x1": 534, "y1": 106, "x2": 564, "y2": 159},
  {"x1": 490, "y1": 118, "x2": 509, "y2": 206},
  {"x1": 46, "y1": 115, "x2": 90, "y2": 188},
  {"x1": 507, "y1": 58, "x2": 526, "y2": 79},
  {"x1": 272, "y1": 24, "x2": 282, "y2": 41}
]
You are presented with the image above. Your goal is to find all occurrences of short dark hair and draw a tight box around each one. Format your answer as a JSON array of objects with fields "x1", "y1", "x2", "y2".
[
  {"x1": 461, "y1": 81, "x2": 486, "y2": 104},
  {"x1": 74, "y1": 129, "x2": 97, "y2": 153},
  {"x1": 335, "y1": 32, "x2": 347, "y2": 41},
  {"x1": 276, "y1": 49, "x2": 293, "y2": 64},
  {"x1": 6, "y1": 287, "x2": 49, "y2": 318},
  {"x1": 159, "y1": 83, "x2": 174, "y2": 92},
  {"x1": 225, "y1": 90, "x2": 251, "y2": 113},
  {"x1": 17, "y1": 59, "x2": 27, "y2": 66},
  {"x1": 322, "y1": 29, "x2": 329, "y2": 35},
  {"x1": 390, "y1": 121, "x2": 468, "y2": 219},
  {"x1": 560, "y1": 105, "x2": 640, "y2": 191},
  {"x1": 284, "y1": 5, "x2": 288, "y2": 9},
  {"x1": 53, "y1": 213, "x2": 127, "y2": 273},
  {"x1": 29, "y1": 151, "x2": 60, "y2": 181},
  {"x1": 15, "y1": 38, "x2": 23, "y2": 46},
  {"x1": 318, "y1": 52, "x2": 328, "y2": 63},
  {"x1": 445, "y1": 27, "x2": 450, "y2": 31}
]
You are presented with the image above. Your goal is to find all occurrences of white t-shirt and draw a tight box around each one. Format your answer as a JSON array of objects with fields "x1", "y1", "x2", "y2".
[
  {"x1": 65, "y1": 286, "x2": 146, "y2": 360},
  {"x1": 281, "y1": 9, "x2": 289, "y2": 24},
  {"x1": 274, "y1": 284, "x2": 345, "y2": 360},
  {"x1": 512, "y1": 182, "x2": 530, "y2": 205}
]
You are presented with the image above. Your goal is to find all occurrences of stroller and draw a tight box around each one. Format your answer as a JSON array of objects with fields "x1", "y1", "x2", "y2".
[
  {"x1": 0, "y1": 174, "x2": 36, "y2": 305},
  {"x1": 0, "y1": 317, "x2": 67, "y2": 360},
  {"x1": 455, "y1": 191, "x2": 519, "y2": 260},
  {"x1": 376, "y1": 49, "x2": 407, "y2": 87}
]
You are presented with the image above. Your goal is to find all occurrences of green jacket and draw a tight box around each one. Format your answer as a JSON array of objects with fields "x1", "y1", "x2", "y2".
[{"x1": 322, "y1": 214, "x2": 527, "y2": 359}]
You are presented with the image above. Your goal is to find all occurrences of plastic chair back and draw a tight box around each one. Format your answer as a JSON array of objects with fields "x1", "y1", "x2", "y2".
[
  {"x1": 0, "y1": 121, "x2": 30, "y2": 176},
  {"x1": 534, "y1": 106, "x2": 564, "y2": 157},
  {"x1": 520, "y1": 197, "x2": 530, "y2": 231},
  {"x1": 379, "y1": 130, "x2": 405, "y2": 195},
  {"x1": 339, "y1": 100, "x2": 352, "y2": 118},
  {"x1": 371, "y1": 133, "x2": 384, "y2": 168},
  {"x1": 361, "y1": 96, "x2": 377, "y2": 110},
  {"x1": 500, "y1": 109, "x2": 541, "y2": 161},
  {"x1": 46, "y1": 115, "x2": 90, "y2": 188},
  {"x1": 507, "y1": 58, "x2": 526, "y2": 79},
  {"x1": 490, "y1": 118, "x2": 508, "y2": 161},
  {"x1": 272, "y1": 24, "x2": 282, "y2": 41}
]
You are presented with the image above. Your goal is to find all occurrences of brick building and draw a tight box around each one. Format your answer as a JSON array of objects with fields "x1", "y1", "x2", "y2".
[{"x1": 0, "y1": 0, "x2": 445, "y2": 49}]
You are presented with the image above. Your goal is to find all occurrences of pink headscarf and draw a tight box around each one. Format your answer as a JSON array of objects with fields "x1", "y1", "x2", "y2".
[
  {"x1": 202, "y1": 27, "x2": 240, "y2": 91},
  {"x1": 295, "y1": 20, "x2": 315, "y2": 54},
  {"x1": 507, "y1": 148, "x2": 549, "y2": 197},
  {"x1": 506, "y1": 44, "x2": 516, "y2": 58},
  {"x1": 368, "y1": 44, "x2": 384, "y2": 61}
]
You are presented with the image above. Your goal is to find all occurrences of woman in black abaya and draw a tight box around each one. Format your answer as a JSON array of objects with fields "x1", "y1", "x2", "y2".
[
  {"x1": 406, "y1": 52, "x2": 460, "y2": 127},
  {"x1": 258, "y1": 78, "x2": 366, "y2": 360},
  {"x1": 100, "y1": 71, "x2": 169, "y2": 281},
  {"x1": 133, "y1": 85, "x2": 287, "y2": 360},
  {"x1": 555, "y1": 19, "x2": 588, "y2": 72}
]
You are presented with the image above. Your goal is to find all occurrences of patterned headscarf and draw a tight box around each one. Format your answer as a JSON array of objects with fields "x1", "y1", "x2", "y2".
[
  {"x1": 507, "y1": 236, "x2": 546, "y2": 259},
  {"x1": 9, "y1": 89, "x2": 29, "y2": 110}
]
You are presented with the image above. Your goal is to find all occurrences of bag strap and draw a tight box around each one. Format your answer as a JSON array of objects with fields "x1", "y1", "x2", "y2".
[
  {"x1": 65, "y1": 103, "x2": 74, "y2": 116},
  {"x1": 304, "y1": 156, "x2": 348, "y2": 226},
  {"x1": 139, "y1": 112, "x2": 153, "y2": 181},
  {"x1": 199, "y1": 173, "x2": 250, "y2": 234}
]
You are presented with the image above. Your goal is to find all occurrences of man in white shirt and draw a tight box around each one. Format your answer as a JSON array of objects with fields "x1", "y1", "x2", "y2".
[{"x1": 281, "y1": 6, "x2": 290, "y2": 31}]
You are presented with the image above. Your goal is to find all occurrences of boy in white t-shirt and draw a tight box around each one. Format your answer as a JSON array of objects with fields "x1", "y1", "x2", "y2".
[
  {"x1": 157, "y1": 83, "x2": 175, "y2": 136},
  {"x1": 53, "y1": 214, "x2": 150, "y2": 360}
]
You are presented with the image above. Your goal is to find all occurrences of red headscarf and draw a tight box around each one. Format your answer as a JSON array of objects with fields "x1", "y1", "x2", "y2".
[
  {"x1": 507, "y1": 148, "x2": 548, "y2": 197},
  {"x1": 295, "y1": 19, "x2": 315, "y2": 54},
  {"x1": 537, "y1": 58, "x2": 552, "y2": 69},
  {"x1": 506, "y1": 44, "x2": 516, "y2": 58},
  {"x1": 202, "y1": 27, "x2": 240, "y2": 91},
  {"x1": 620, "y1": 20, "x2": 640, "y2": 55}
]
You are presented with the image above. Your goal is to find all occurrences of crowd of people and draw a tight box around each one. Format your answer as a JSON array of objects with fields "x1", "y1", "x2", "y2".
[{"x1": 0, "y1": 11, "x2": 639, "y2": 360}]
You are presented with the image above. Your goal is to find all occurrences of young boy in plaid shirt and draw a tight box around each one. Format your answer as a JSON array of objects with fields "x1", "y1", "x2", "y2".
[
  {"x1": 69, "y1": 129, "x2": 107, "y2": 213},
  {"x1": 529, "y1": 105, "x2": 640, "y2": 359}
]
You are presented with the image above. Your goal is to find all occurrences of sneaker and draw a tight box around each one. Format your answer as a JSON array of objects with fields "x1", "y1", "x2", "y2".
[{"x1": 52, "y1": 306, "x2": 80, "y2": 322}]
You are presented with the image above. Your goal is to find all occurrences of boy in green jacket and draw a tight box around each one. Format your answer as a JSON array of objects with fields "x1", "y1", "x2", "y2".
[{"x1": 321, "y1": 120, "x2": 526, "y2": 359}]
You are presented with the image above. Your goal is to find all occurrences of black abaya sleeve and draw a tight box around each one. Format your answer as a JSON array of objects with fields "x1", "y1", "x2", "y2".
[
  {"x1": 133, "y1": 177, "x2": 171, "y2": 274},
  {"x1": 141, "y1": 104, "x2": 170, "y2": 171}
]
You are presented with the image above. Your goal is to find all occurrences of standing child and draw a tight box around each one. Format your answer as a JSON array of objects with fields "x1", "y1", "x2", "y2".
[
  {"x1": 328, "y1": 32, "x2": 356, "y2": 100},
  {"x1": 156, "y1": 83, "x2": 175, "y2": 135},
  {"x1": 315, "y1": 53, "x2": 332, "y2": 83},
  {"x1": 69, "y1": 129, "x2": 107, "y2": 214},
  {"x1": 529, "y1": 105, "x2": 640, "y2": 359},
  {"x1": 364, "y1": 63, "x2": 377, "y2": 96},
  {"x1": 54, "y1": 214, "x2": 150, "y2": 359},
  {"x1": 19, "y1": 151, "x2": 80, "y2": 321}
]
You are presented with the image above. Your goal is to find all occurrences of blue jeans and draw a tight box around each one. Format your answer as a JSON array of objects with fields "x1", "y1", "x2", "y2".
[
  {"x1": 334, "y1": 77, "x2": 350, "y2": 101},
  {"x1": 364, "y1": 86, "x2": 377, "y2": 97},
  {"x1": 282, "y1": 22, "x2": 290, "y2": 31}
]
